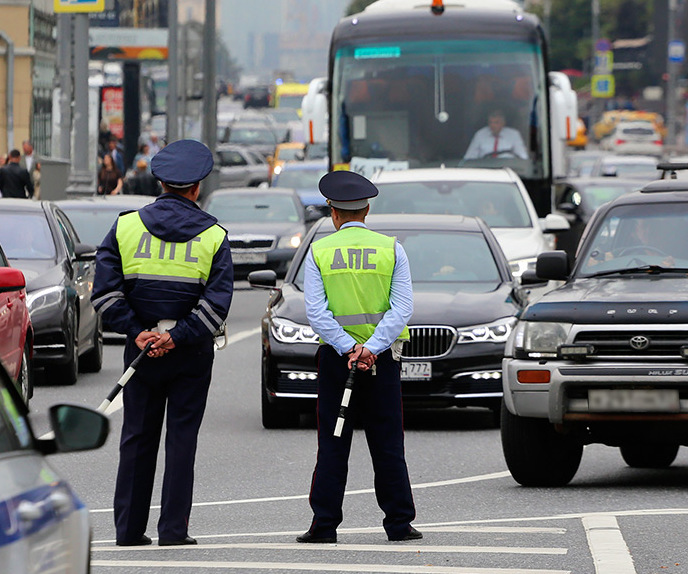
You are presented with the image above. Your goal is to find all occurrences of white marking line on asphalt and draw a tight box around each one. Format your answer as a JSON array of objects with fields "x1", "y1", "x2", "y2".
[
  {"x1": 583, "y1": 515, "x2": 636, "y2": 574},
  {"x1": 93, "y1": 542, "x2": 567, "y2": 555},
  {"x1": 93, "y1": 327, "x2": 262, "y2": 419},
  {"x1": 89, "y1": 471, "x2": 511, "y2": 514},
  {"x1": 90, "y1": 560, "x2": 569, "y2": 574}
]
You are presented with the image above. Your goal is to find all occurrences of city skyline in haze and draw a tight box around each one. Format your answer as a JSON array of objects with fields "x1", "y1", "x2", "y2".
[{"x1": 219, "y1": 0, "x2": 349, "y2": 83}]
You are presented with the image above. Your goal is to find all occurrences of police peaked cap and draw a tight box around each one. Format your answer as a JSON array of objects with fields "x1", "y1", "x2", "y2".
[
  {"x1": 151, "y1": 139, "x2": 214, "y2": 187},
  {"x1": 318, "y1": 170, "x2": 379, "y2": 210}
]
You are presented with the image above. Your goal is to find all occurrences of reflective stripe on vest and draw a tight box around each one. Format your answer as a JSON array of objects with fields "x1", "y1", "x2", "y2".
[
  {"x1": 312, "y1": 226, "x2": 410, "y2": 344},
  {"x1": 116, "y1": 212, "x2": 226, "y2": 284}
]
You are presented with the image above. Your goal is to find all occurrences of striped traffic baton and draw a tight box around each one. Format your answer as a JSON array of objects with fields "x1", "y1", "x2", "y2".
[
  {"x1": 97, "y1": 340, "x2": 154, "y2": 414},
  {"x1": 333, "y1": 363, "x2": 357, "y2": 437}
]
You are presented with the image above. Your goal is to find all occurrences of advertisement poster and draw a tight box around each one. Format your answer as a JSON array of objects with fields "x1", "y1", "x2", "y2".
[{"x1": 101, "y1": 86, "x2": 124, "y2": 139}]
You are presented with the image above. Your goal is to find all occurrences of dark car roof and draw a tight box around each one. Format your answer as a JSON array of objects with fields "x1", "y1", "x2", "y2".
[
  {"x1": 202, "y1": 187, "x2": 300, "y2": 208},
  {"x1": 207, "y1": 187, "x2": 299, "y2": 197},
  {"x1": 561, "y1": 176, "x2": 643, "y2": 188},
  {"x1": 602, "y1": 179, "x2": 688, "y2": 207},
  {"x1": 312, "y1": 213, "x2": 486, "y2": 235}
]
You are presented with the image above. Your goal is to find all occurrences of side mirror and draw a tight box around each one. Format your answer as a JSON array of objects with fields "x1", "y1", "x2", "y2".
[
  {"x1": 248, "y1": 269, "x2": 278, "y2": 289},
  {"x1": 556, "y1": 202, "x2": 578, "y2": 214},
  {"x1": 75, "y1": 243, "x2": 97, "y2": 261},
  {"x1": 305, "y1": 205, "x2": 323, "y2": 223},
  {"x1": 0, "y1": 266, "x2": 26, "y2": 290},
  {"x1": 541, "y1": 213, "x2": 570, "y2": 233},
  {"x1": 48, "y1": 404, "x2": 109, "y2": 453},
  {"x1": 535, "y1": 250, "x2": 570, "y2": 281}
]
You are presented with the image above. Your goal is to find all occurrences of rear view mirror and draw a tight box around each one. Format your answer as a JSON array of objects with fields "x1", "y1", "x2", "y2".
[
  {"x1": 0, "y1": 266, "x2": 26, "y2": 290},
  {"x1": 48, "y1": 404, "x2": 109, "y2": 452}
]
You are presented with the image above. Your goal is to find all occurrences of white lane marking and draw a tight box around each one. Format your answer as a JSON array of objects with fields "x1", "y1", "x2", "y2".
[
  {"x1": 583, "y1": 515, "x2": 636, "y2": 574},
  {"x1": 226, "y1": 327, "x2": 262, "y2": 345},
  {"x1": 85, "y1": 327, "x2": 263, "y2": 422},
  {"x1": 91, "y1": 560, "x2": 569, "y2": 573},
  {"x1": 418, "y1": 507, "x2": 688, "y2": 528},
  {"x1": 89, "y1": 471, "x2": 511, "y2": 514},
  {"x1": 93, "y1": 542, "x2": 567, "y2": 555},
  {"x1": 424, "y1": 526, "x2": 566, "y2": 534}
]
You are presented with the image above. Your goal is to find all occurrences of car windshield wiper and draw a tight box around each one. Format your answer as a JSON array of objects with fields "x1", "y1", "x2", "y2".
[{"x1": 586, "y1": 265, "x2": 688, "y2": 278}]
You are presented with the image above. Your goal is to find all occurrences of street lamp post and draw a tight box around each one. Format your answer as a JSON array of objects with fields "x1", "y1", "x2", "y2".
[
  {"x1": 201, "y1": 0, "x2": 218, "y2": 198},
  {"x1": 666, "y1": 0, "x2": 681, "y2": 148}
]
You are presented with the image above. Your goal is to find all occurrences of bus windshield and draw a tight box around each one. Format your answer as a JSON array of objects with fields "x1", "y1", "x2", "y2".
[{"x1": 332, "y1": 38, "x2": 548, "y2": 182}]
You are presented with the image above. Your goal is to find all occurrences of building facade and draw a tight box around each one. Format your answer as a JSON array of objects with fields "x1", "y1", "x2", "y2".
[{"x1": 0, "y1": 0, "x2": 56, "y2": 157}]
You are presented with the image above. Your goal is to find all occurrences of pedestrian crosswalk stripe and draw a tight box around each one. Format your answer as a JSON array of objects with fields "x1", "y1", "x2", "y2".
[
  {"x1": 91, "y1": 560, "x2": 570, "y2": 573},
  {"x1": 94, "y1": 541, "x2": 567, "y2": 555}
]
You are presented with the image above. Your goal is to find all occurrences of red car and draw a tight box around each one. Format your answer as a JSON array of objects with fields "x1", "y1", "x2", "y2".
[{"x1": 0, "y1": 244, "x2": 33, "y2": 404}]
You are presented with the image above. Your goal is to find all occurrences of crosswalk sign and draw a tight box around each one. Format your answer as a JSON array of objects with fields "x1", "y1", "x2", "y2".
[
  {"x1": 54, "y1": 0, "x2": 105, "y2": 13},
  {"x1": 591, "y1": 74, "x2": 615, "y2": 98}
]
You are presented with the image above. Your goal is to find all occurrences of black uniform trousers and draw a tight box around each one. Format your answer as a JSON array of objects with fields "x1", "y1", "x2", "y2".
[
  {"x1": 114, "y1": 339, "x2": 214, "y2": 542},
  {"x1": 307, "y1": 345, "x2": 416, "y2": 540}
]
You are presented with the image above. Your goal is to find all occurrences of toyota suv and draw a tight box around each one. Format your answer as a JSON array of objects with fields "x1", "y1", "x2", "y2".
[{"x1": 501, "y1": 174, "x2": 688, "y2": 486}]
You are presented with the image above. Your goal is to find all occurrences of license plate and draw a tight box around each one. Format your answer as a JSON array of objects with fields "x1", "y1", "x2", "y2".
[
  {"x1": 232, "y1": 251, "x2": 267, "y2": 264},
  {"x1": 401, "y1": 362, "x2": 431, "y2": 380},
  {"x1": 588, "y1": 389, "x2": 680, "y2": 412}
]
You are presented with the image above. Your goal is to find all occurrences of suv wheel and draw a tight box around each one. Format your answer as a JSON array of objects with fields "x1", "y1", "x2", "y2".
[
  {"x1": 501, "y1": 403, "x2": 583, "y2": 486},
  {"x1": 620, "y1": 443, "x2": 679, "y2": 468}
]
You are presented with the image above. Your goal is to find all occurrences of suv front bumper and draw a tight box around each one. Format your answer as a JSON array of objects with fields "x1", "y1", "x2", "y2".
[{"x1": 503, "y1": 358, "x2": 688, "y2": 424}]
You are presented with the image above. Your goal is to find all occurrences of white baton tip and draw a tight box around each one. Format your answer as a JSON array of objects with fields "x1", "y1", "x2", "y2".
[
  {"x1": 97, "y1": 400, "x2": 110, "y2": 412},
  {"x1": 333, "y1": 417, "x2": 345, "y2": 437}
]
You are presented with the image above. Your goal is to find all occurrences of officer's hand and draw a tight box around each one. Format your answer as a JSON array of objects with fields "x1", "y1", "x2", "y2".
[
  {"x1": 348, "y1": 344, "x2": 377, "y2": 371},
  {"x1": 152, "y1": 332, "x2": 176, "y2": 354},
  {"x1": 136, "y1": 331, "x2": 166, "y2": 358}
]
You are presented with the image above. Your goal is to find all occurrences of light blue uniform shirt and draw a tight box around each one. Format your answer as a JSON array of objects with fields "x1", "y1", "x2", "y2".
[{"x1": 304, "y1": 221, "x2": 414, "y2": 356}]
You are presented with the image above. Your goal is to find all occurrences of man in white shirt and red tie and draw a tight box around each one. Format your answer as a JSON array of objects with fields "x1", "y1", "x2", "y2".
[{"x1": 463, "y1": 109, "x2": 528, "y2": 160}]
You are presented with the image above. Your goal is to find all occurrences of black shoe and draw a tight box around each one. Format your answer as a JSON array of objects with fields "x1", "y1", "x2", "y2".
[
  {"x1": 388, "y1": 526, "x2": 423, "y2": 541},
  {"x1": 296, "y1": 531, "x2": 337, "y2": 543},
  {"x1": 158, "y1": 536, "x2": 198, "y2": 546},
  {"x1": 116, "y1": 534, "x2": 152, "y2": 546}
]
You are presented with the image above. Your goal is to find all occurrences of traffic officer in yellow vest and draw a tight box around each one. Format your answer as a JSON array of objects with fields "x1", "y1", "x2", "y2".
[
  {"x1": 297, "y1": 170, "x2": 421, "y2": 543},
  {"x1": 91, "y1": 139, "x2": 233, "y2": 547}
]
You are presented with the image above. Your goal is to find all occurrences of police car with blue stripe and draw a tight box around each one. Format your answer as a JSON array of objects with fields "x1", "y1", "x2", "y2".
[{"x1": 0, "y1": 361, "x2": 108, "y2": 571}]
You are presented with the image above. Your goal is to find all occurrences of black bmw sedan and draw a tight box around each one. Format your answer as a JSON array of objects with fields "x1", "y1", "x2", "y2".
[
  {"x1": 0, "y1": 199, "x2": 102, "y2": 385},
  {"x1": 249, "y1": 214, "x2": 528, "y2": 428}
]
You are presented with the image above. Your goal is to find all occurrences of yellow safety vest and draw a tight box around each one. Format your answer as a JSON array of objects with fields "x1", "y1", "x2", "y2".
[
  {"x1": 312, "y1": 226, "x2": 410, "y2": 344},
  {"x1": 116, "y1": 212, "x2": 226, "y2": 284}
]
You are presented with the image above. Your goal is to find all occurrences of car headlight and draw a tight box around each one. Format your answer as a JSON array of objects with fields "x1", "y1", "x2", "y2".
[
  {"x1": 457, "y1": 317, "x2": 517, "y2": 343},
  {"x1": 277, "y1": 233, "x2": 302, "y2": 250},
  {"x1": 26, "y1": 286, "x2": 66, "y2": 316},
  {"x1": 509, "y1": 257, "x2": 537, "y2": 278},
  {"x1": 271, "y1": 317, "x2": 319, "y2": 344},
  {"x1": 512, "y1": 321, "x2": 572, "y2": 358}
]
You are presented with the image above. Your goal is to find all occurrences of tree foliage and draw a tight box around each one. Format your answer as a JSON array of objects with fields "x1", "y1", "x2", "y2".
[
  {"x1": 529, "y1": 0, "x2": 652, "y2": 72},
  {"x1": 346, "y1": 0, "x2": 376, "y2": 16}
]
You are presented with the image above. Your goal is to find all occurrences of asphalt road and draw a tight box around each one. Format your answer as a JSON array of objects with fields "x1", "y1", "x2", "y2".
[{"x1": 28, "y1": 283, "x2": 688, "y2": 574}]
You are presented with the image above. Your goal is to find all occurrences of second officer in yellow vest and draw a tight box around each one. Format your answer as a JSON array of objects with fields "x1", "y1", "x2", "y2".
[
  {"x1": 91, "y1": 139, "x2": 233, "y2": 547},
  {"x1": 297, "y1": 170, "x2": 421, "y2": 543}
]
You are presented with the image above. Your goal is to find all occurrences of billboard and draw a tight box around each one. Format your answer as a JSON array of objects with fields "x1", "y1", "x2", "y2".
[
  {"x1": 101, "y1": 86, "x2": 124, "y2": 139},
  {"x1": 55, "y1": 0, "x2": 105, "y2": 13},
  {"x1": 89, "y1": 28, "x2": 168, "y2": 60}
]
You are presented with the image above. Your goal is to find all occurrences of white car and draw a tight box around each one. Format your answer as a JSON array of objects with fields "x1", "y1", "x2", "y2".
[
  {"x1": 600, "y1": 120, "x2": 664, "y2": 156},
  {"x1": 370, "y1": 167, "x2": 569, "y2": 280},
  {"x1": 0, "y1": 361, "x2": 109, "y2": 572}
]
